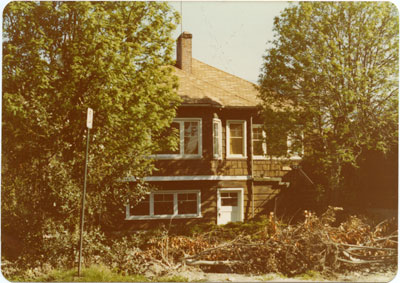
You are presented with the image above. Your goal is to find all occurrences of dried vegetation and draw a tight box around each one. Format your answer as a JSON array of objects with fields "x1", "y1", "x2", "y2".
[{"x1": 135, "y1": 207, "x2": 397, "y2": 277}]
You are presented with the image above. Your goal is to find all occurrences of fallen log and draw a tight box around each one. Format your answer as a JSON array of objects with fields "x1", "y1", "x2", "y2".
[
  {"x1": 185, "y1": 259, "x2": 241, "y2": 266},
  {"x1": 337, "y1": 257, "x2": 393, "y2": 264},
  {"x1": 334, "y1": 242, "x2": 396, "y2": 251},
  {"x1": 183, "y1": 236, "x2": 245, "y2": 260}
]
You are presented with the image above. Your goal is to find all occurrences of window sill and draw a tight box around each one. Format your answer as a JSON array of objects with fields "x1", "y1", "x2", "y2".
[
  {"x1": 253, "y1": 156, "x2": 267, "y2": 160},
  {"x1": 226, "y1": 156, "x2": 247, "y2": 160},
  {"x1": 289, "y1": 156, "x2": 302, "y2": 161},
  {"x1": 253, "y1": 156, "x2": 302, "y2": 161},
  {"x1": 126, "y1": 214, "x2": 203, "y2": 220}
]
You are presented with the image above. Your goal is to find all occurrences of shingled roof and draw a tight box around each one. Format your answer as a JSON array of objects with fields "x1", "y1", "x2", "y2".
[{"x1": 174, "y1": 32, "x2": 260, "y2": 108}]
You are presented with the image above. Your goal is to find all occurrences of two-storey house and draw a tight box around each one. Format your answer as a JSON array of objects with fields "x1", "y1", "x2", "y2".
[{"x1": 125, "y1": 32, "x2": 301, "y2": 227}]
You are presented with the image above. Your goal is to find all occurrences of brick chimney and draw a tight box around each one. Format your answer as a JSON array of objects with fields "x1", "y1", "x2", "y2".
[{"x1": 176, "y1": 32, "x2": 192, "y2": 73}]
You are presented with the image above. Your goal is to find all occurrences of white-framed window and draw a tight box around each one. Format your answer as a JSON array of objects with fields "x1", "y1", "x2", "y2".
[
  {"x1": 252, "y1": 124, "x2": 267, "y2": 159},
  {"x1": 226, "y1": 120, "x2": 247, "y2": 159},
  {"x1": 258, "y1": 127, "x2": 303, "y2": 160},
  {"x1": 126, "y1": 190, "x2": 202, "y2": 220},
  {"x1": 213, "y1": 118, "x2": 222, "y2": 159},
  {"x1": 155, "y1": 118, "x2": 202, "y2": 159},
  {"x1": 287, "y1": 132, "x2": 304, "y2": 159}
]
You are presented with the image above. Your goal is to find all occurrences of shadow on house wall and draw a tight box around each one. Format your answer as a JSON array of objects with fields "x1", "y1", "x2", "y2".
[{"x1": 255, "y1": 148, "x2": 398, "y2": 221}]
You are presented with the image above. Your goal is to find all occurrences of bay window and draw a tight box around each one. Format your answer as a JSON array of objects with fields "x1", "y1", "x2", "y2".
[{"x1": 213, "y1": 118, "x2": 222, "y2": 159}]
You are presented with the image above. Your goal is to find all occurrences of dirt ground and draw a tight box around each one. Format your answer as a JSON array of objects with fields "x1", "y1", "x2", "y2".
[{"x1": 170, "y1": 268, "x2": 397, "y2": 282}]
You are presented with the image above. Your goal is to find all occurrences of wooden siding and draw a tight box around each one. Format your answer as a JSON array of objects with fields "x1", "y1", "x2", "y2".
[
  {"x1": 253, "y1": 159, "x2": 299, "y2": 178},
  {"x1": 123, "y1": 179, "x2": 291, "y2": 229},
  {"x1": 124, "y1": 106, "x2": 303, "y2": 227},
  {"x1": 153, "y1": 106, "x2": 299, "y2": 178}
]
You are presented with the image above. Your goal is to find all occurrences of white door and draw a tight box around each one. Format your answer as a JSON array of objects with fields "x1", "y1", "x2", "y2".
[{"x1": 217, "y1": 189, "x2": 243, "y2": 225}]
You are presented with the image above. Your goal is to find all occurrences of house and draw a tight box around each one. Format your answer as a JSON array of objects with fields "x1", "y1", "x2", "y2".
[{"x1": 125, "y1": 32, "x2": 301, "y2": 227}]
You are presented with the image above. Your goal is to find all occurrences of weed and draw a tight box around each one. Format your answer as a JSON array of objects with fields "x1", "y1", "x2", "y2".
[
  {"x1": 259, "y1": 272, "x2": 287, "y2": 281},
  {"x1": 155, "y1": 275, "x2": 189, "y2": 282},
  {"x1": 260, "y1": 274, "x2": 275, "y2": 281},
  {"x1": 296, "y1": 270, "x2": 323, "y2": 281}
]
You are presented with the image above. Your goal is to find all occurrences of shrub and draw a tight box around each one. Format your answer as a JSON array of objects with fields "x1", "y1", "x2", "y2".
[
  {"x1": 102, "y1": 235, "x2": 151, "y2": 275},
  {"x1": 2, "y1": 221, "x2": 110, "y2": 280}
]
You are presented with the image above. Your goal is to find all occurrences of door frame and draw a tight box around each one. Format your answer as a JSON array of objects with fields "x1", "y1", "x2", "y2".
[{"x1": 217, "y1": 188, "x2": 244, "y2": 225}]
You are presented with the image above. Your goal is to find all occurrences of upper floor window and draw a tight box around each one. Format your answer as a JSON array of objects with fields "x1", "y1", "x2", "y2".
[
  {"x1": 157, "y1": 122, "x2": 180, "y2": 155},
  {"x1": 287, "y1": 131, "x2": 304, "y2": 159},
  {"x1": 252, "y1": 124, "x2": 267, "y2": 159},
  {"x1": 264, "y1": 129, "x2": 303, "y2": 160},
  {"x1": 156, "y1": 118, "x2": 202, "y2": 159},
  {"x1": 226, "y1": 120, "x2": 247, "y2": 159},
  {"x1": 213, "y1": 118, "x2": 222, "y2": 159}
]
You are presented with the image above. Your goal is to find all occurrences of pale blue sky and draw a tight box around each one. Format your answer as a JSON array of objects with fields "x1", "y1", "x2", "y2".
[
  {"x1": 0, "y1": 1, "x2": 290, "y2": 84},
  {"x1": 169, "y1": 1, "x2": 291, "y2": 83}
]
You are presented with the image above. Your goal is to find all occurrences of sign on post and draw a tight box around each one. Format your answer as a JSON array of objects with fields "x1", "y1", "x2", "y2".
[
  {"x1": 78, "y1": 107, "x2": 93, "y2": 276},
  {"x1": 87, "y1": 108, "x2": 93, "y2": 129}
]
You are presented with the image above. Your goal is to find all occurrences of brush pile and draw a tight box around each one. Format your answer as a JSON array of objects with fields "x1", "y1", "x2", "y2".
[{"x1": 145, "y1": 207, "x2": 397, "y2": 276}]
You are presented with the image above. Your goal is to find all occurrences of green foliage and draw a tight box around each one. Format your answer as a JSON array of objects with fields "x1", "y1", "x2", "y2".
[
  {"x1": 171, "y1": 217, "x2": 272, "y2": 241},
  {"x1": 260, "y1": 273, "x2": 286, "y2": 281},
  {"x1": 2, "y1": 227, "x2": 111, "y2": 279},
  {"x1": 41, "y1": 224, "x2": 108, "y2": 269},
  {"x1": 2, "y1": 0, "x2": 180, "y2": 264},
  {"x1": 215, "y1": 217, "x2": 271, "y2": 240},
  {"x1": 259, "y1": 2, "x2": 399, "y2": 202},
  {"x1": 102, "y1": 234, "x2": 150, "y2": 275},
  {"x1": 9, "y1": 264, "x2": 188, "y2": 282},
  {"x1": 296, "y1": 270, "x2": 324, "y2": 281},
  {"x1": 186, "y1": 222, "x2": 218, "y2": 236},
  {"x1": 28, "y1": 265, "x2": 149, "y2": 282}
]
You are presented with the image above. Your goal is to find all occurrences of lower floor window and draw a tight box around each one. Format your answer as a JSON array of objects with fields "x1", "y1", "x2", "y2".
[
  {"x1": 130, "y1": 195, "x2": 150, "y2": 216},
  {"x1": 154, "y1": 193, "x2": 174, "y2": 215},
  {"x1": 178, "y1": 193, "x2": 198, "y2": 214},
  {"x1": 127, "y1": 190, "x2": 201, "y2": 219}
]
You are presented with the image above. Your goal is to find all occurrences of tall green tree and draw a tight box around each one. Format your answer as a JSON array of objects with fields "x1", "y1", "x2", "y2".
[
  {"x1": 2, "y1": 1, "x2": 180, "y2": 260},
  {"x1": 258, "y1": 2, "x2": 398, "y2": 203}
]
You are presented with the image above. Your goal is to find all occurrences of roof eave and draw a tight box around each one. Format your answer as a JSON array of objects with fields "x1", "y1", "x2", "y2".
[{"x1": 180, "y1": 103, "x2": 260, "y2": 109}]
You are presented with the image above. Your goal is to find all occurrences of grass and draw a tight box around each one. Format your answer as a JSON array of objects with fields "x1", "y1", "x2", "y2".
[
  {"x1": 18, "y1": 265, "x2": 189, "y2": 282},
  {"x1": 5, "y1": 264, "x2": 325, "y2": 282},
  {"x1": 295, "y1": 270, "x2": 324, "y2": 281},
  {"x1": 260, "y1": 271, "x2": 325, "y2": 281},
  {"x1": 33, "y1": 265, "x2": 148, "y2": 282},
  {"x1": 156, "y1": 275, "x2": 189, "y2": 282},
  {"x1": 260, "y1": 272, "x2": 287, "y2": 281},
  {"x1": 260, "y1": 275, "x2": 276, "y2": 281}
]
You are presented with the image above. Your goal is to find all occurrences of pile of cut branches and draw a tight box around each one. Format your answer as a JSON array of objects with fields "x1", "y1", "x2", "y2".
[
  {"x1": 163, "y1": 207, "x2": 397, "y2": 276},
  {"x1": 110, "y1": 207, "x2": 396, "y2": 277}
]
